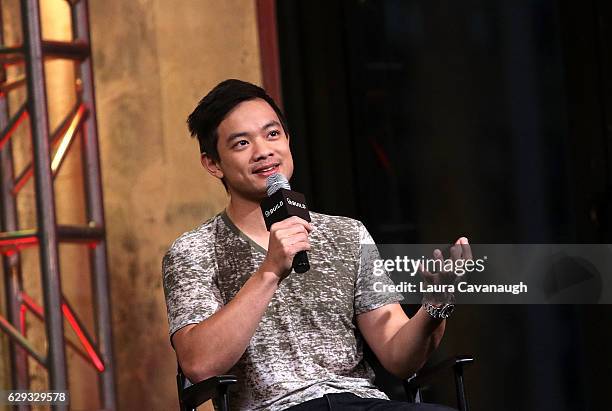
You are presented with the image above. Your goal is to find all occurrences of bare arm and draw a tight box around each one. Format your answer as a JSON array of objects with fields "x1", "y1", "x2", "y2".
[
  {"x1": 173, "y1": 267, "x2": 279, "y2": 382},
  {"x1": 357, "y1": 303, "x2": 445, "y2": 379},
  {"x1": 357, "y1": 237, "x2": 470, "y2": 378},
  {"x1": 172, "y1": 217, "x2": 312, "y2": 382}
]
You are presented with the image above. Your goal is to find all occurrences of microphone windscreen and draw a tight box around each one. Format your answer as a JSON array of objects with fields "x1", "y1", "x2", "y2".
[{"x1": 266, "y1": 173, "x2": 291, "y2": 196}]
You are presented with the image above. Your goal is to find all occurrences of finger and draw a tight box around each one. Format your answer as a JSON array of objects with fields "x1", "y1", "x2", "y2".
[
  {"x1": 420, "y1": 270, "x2": 436, "y2": 282},
  {"x1": 430, "y1": 248, "x2": 444, "y2": 274},
  {"x1": 421, "y1": 249, "x2": 441, "y2": 278},
  {"x1": 449, "y1": 243, "x2": 462, "y2": 260},
  {"x1": 275, "y1": 225, "x2": 309, "y2": 238},
  {"x1": 286, "y1": 216, "x2": 313, "y2": 230},
  {"x1": 283, "y1": 241, "x2": 311, "y2": 258},
  {"x1": 459, "y1": 237, "x2": 472, "y2": 260},
  {"x1": 419, "y1": 261, "x2": 436, "y2": 282},
  {"x1": 273, "y1": 220, "x2": 312, "y2": 237},
  {"x1": 280, "y1": 232, "x2": 309, "y2": 247},
  {"x1": 418, "y1": 261, "x2": 426, "y2": 274},
  {"x1": 418, "y1": 261, "x2": 433, "y2": 277},
  {"x1": 273, "y1": 217, "x2": 313, "y2": 232},
  {"x1": 293, "y1": 240, "x2": 311, "y2": 252}
]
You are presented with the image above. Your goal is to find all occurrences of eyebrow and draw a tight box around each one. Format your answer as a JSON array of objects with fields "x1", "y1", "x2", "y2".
[{"x1": 226, "y1": 121, "x2": 281, "y2": 143}]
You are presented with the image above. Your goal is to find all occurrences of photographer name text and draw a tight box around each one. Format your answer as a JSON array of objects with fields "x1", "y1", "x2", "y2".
[{"x1": 373, "y1": 281, "x2": 528, "y2": 295}]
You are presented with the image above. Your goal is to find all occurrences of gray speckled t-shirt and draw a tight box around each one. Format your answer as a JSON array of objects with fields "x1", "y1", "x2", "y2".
[{"x1": 162, "y1": 211, "x2": 403, "y2": 410}]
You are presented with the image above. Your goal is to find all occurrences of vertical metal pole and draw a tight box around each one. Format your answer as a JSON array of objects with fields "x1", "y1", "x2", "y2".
[
  {"x1": 454, "y1": 367, "x2": 468, "y2": 411},
  {"x1": 71, "y1": 1, "x2": 117, "y2": 409},
  {"x1": 0, "y1": 7, "x2": 31, "y2": 410},
  {"x1": 20, "y1": 0, "x2": 68, "y2": 405}
]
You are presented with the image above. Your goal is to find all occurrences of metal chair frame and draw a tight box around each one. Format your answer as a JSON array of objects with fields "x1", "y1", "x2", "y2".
[{"x1": 177, "y1": 355, "x2": 474, "y2": 411}]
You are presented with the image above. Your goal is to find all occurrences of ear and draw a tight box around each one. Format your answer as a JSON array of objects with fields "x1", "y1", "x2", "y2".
[{"x1": 201, "y1": 153, "x2": 224, "y2": 179}]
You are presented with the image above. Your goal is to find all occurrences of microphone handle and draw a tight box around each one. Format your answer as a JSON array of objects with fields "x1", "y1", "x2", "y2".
[{"x1": 292, "y1": 251, "x2": 310, "y2": 273}]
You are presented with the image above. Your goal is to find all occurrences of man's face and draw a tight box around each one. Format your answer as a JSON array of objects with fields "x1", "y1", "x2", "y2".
[{"x1": 203, "y1": 98, "x2": 294, "y2": 201}]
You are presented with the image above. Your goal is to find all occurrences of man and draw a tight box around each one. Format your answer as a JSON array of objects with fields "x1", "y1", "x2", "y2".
[{"x1": 163, "y1": 79, "x2": 469, "y2": 410}]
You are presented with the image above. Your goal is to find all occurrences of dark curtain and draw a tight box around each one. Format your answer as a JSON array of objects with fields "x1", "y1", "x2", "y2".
[{"x1": 277, "y1": 0, "x2": 612, "y2": 409}]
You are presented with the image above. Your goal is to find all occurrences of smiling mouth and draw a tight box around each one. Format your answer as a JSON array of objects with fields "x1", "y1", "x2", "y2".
[{"x1": 253, "y1": 164, "x2": 279, "y2": 174}]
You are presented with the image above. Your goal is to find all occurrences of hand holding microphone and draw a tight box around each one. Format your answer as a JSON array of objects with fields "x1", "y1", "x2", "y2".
[
  {"x1": 261, "y1": 174, "x2": 312, "y2": 276},
  {"x1": 263, "y1": 216, "x2": 312, "y2": 279}
]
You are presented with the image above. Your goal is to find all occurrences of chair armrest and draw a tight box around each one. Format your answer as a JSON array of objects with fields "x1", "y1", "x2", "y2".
[
  {"x1": 404, "y1": 355, "x2": 474, "y2": 390},
  {"x1": 403, "y1": 355, "x2": 474, "y2": 411},
  {"x1": 181, "y1": 375, "x2": 238, "y2": 410}
]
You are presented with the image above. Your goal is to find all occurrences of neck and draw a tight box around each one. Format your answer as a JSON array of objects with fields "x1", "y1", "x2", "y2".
[{"x1": 225, "y1": 195, "x2": 267, "y2": 237}]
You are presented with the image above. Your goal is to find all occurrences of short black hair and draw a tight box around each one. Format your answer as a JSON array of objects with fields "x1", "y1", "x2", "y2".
[{"x1": 187, "y1": 79, "x2": 289, "y2": 162}]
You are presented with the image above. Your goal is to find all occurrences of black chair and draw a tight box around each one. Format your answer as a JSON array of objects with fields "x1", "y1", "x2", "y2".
[
  {"x1": 177, "y1": 369, "x2": 237, "y2": 411},
  {"x1": 176, "y1": 355, "x2": 474, "y2": 411},
  {"x1": 403, "y1": 355, "x2": 474, "y2": 411}
]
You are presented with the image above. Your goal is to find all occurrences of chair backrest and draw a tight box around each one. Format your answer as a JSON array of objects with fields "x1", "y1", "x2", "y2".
[
  {"x1": 176, "y1": 367, "x2": 195, "y2": 411},
  {"x1": 176, "y1": 366, "x2": 236, "y2": 411}
]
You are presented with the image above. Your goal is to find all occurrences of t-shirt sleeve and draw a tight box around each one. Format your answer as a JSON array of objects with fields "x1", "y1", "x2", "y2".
[
  {"x1": 162, "y1": 239, "x2": 224, "y2": 339},
  {"x1": 354, "y1": 222, "x2": 404, "y2": 315}
]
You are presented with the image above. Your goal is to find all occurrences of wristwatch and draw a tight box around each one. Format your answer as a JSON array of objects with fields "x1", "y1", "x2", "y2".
[{"x1": 423, "y1": 302, "x2": 455, "y2": 319}]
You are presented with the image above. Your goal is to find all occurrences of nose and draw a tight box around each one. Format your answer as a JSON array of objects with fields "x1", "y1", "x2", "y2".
[{"x1": 251, "y1": 138, "x2": 274, "y2": 162}]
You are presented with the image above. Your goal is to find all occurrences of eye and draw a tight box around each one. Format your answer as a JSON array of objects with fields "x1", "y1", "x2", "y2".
[
  {"x1": 268, "y1": 130, "x2": 281, "y2": 138},
  {"x1": 232, "y1": 139, "x2": 249, "y2": 149}
]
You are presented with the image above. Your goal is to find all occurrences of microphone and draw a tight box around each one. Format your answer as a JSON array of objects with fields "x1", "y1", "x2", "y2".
[{"x1": 261, "y1": 173, "x2": 311, "y2": 273}]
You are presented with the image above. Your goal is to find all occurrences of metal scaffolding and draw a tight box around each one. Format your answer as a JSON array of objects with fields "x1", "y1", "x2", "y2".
[{"x1": 0, "y1": 0, "x2": 116, "y2": 410}]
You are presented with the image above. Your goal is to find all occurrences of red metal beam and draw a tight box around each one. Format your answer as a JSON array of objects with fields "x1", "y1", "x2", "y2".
[
  {"x1": 21, "y1": 292, "x2": 105, "y2": 372},
  {"x1": 61, "y1": 302, "x2": 105, "y2": 372},
  {"x1": 0, "y1": 104, "x2": 28, "y2": 150},
  {"x1": 256, "y1": 0, "x2": 283, "y2": 107},
  {"x1": 0, "y1": 225, "x2": 103, "y2": 255}
]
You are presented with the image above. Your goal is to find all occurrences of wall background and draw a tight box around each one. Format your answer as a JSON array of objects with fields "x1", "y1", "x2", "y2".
[
  {"x1": 1, "y1": 1, "x2": 261, "y2": 410},
  {"x1": 90, "y1": 1, "x2": 261, "y2": 409}
]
